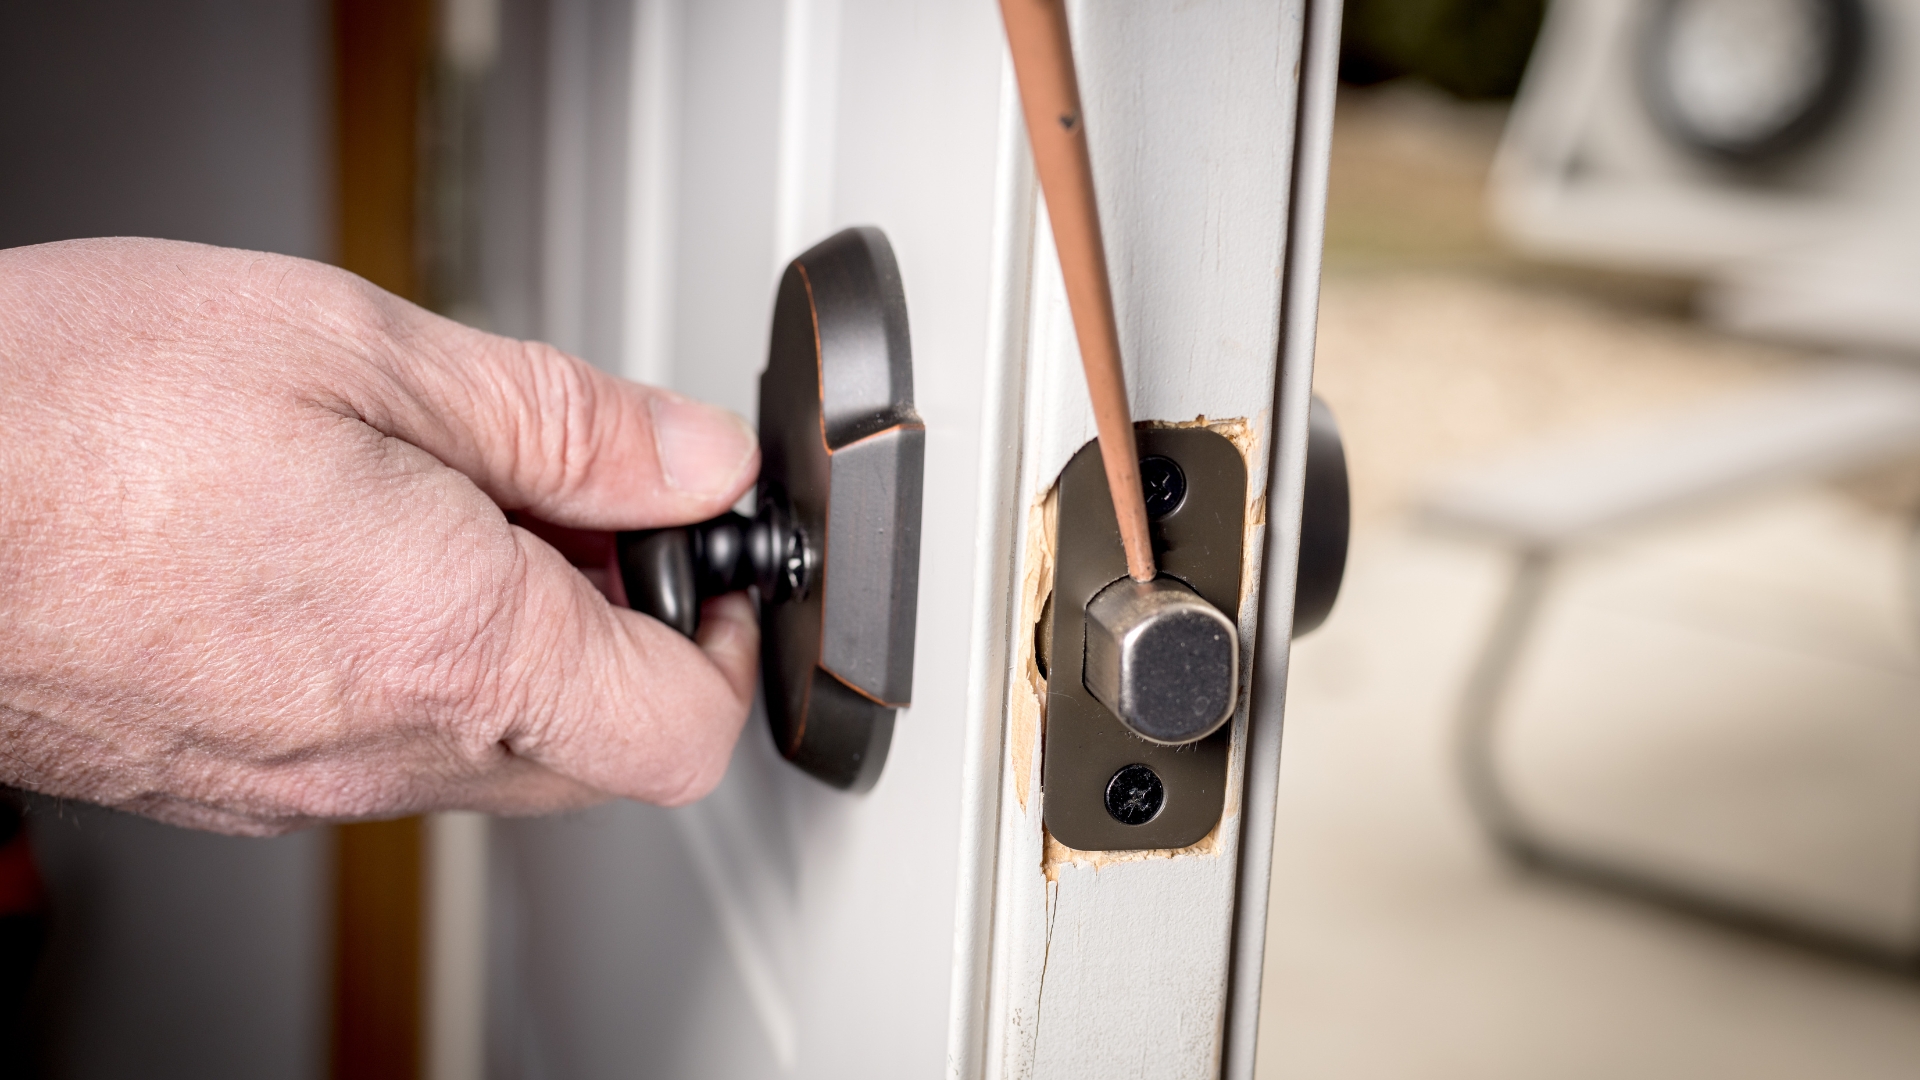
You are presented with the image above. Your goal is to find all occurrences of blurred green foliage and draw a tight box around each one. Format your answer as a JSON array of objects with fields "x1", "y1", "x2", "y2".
[{"x1": 1340, "y1": 0, "x2": 1547, "y2": 99}]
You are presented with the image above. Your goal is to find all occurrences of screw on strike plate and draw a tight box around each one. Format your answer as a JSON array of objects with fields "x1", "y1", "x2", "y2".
[
  {"x1": 1139, "y1": 455, "x2": 1187, "y2": 519},
  {"x1": 1105, "y1": 763, "x2": 1165, "y2": 825}
]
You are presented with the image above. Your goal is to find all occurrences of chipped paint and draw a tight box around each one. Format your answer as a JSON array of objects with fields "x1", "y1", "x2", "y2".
[
  {"x1": 1010, "y1": 487, "x2": 1057, "y2": 813},
  {"x1": 1040, "y1": 816, "x2": 1234, "y2": 881},
  {"x1": 1140, "y1": 413, "x2": 1253, "y2": 450}
]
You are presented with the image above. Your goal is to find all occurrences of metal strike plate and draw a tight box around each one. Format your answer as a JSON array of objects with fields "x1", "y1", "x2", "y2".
[
  {"x1": 617, "y1": 226, "x2": 924, "y2": 793},
  {"x1": 1041, "y1": 427, "x2": 1246, "y2": 851}
]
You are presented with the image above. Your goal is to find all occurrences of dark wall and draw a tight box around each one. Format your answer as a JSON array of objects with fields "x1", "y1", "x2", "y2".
[
  {"x1": 25, "y1": 803, "x2": 325, "y2": 1080},
  {"x1": 0, "y1": 0, "x2": 329, "y2": 257},
  {"x1": 0, "y1": 3, "x2": 332, "y2": 1078}
]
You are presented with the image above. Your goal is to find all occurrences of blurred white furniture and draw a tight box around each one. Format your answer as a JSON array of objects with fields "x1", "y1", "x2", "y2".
[
  {"x1": 1423, "y1": 362, "x2": 1920, "y2": 961},
  {"x1": 1477, "y1": 0, "x2": 1920, "y2": 960},
  {"x1": 1492, "y1": 0, "x2": 1920, "y2": 354}
]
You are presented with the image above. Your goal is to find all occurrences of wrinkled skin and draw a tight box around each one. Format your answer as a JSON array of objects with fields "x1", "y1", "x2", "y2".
[{"x1": 0, "y1": 238, "x2": 761, "y2": 835}]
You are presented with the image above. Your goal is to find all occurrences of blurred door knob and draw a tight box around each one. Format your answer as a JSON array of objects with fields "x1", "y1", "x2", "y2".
[{"x1": 1294, "y1": 394, "x2": 1348, "y2": 637}]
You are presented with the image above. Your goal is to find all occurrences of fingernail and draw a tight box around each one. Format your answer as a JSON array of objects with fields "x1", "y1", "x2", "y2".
[{"x1": 651, "y1": 392, "x2": 757, "y2": 497}]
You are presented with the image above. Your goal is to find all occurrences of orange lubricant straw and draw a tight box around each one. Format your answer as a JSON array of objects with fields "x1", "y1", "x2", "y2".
[{"x1": 999, "y1": 0, "x2": 1157, "y2": 583}]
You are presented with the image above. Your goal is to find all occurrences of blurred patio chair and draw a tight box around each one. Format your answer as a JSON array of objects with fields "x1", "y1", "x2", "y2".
[{"x1": 1422, "y1": 360, "x2": 1920, "y2": 965}]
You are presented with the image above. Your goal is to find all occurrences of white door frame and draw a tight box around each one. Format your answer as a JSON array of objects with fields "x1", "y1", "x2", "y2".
[
  {"x1": 480, "y1": 1, "x2": 1343, "y2": 1076},
  {"x1": 965, "y1": 2, "x2": 1340, "y2": 1077}
]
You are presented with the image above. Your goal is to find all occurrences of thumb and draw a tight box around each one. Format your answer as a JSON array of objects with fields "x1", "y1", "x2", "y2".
[{"x1": 337, "y1": 291, "x2": 758, "y2": 530}]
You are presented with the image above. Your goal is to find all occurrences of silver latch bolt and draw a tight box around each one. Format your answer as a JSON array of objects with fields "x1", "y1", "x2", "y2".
[{"x1": 1082, "y1": 576, "x2": 1238, "y2": 745}]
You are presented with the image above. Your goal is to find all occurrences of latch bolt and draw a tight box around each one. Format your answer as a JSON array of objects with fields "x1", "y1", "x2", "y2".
[{"x1": 1083, "y1": 576, "x2": 1238, "y2": 745}]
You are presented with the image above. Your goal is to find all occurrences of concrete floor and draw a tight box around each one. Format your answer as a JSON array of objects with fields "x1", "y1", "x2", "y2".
[{"x1": 1255, "y1": 87, "x2": 1920, "y2": 1078}]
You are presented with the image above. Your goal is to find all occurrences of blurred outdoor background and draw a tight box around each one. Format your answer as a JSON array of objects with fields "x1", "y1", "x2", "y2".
[{"x1": 1259, "y1": 1, "x2": 1920, "y2": 1076}]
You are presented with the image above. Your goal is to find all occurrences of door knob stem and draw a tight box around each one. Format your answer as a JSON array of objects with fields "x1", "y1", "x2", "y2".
[{"x1": 617, "y1": 490, "x2": 812, "y2": 639}]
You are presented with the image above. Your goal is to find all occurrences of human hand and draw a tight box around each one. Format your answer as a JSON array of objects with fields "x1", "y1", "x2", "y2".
[{"x1": 0, "y1": 238, "x2": 760, "y2": 834}]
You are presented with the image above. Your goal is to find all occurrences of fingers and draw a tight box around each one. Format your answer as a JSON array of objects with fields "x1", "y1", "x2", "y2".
[
  {"x1": 431, "y1": 754, "x2": 613, "y2": 819},
  {"x1": 481, "y1": 533, "x2": 760, "y2": 807},
  {"x1": 315, "y1": 268, "x2": 766, "y2": 807},
  {"x1": 335, "y1": 287, "x2": 757, "y2": 531},
  {"x1": 694, "y1": 592, "x2": 761, "y2": 708}
]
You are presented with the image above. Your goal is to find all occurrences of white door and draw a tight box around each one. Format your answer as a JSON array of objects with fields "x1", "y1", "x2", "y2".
[{"x1": 478, "y1": 1, "x2": 1339, "y2": 1076}]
